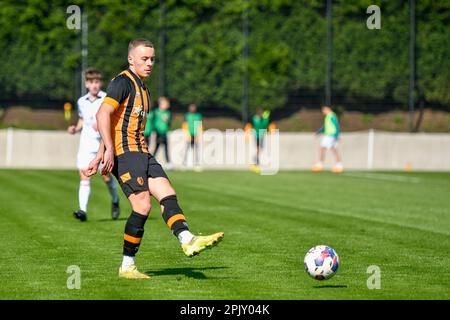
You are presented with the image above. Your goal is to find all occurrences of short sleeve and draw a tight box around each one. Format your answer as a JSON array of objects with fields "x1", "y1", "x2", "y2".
[{"x1": 105, "y1": 75, "x2": 129, "y2": 109}]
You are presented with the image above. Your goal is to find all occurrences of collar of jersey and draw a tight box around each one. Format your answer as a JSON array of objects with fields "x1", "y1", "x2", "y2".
[{"x1": 84, "y1": 91, "x2": 104, "y2": 101}]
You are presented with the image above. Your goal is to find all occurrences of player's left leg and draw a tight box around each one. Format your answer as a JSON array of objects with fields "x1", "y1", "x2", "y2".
[
  {"x1": 147, "y1": 156, "x2": 224, "y2": 257},
  {"x1": 101, "y1": 173, "x2": 120, "y2": 219},
  {"x1": 257, "y1": 134, "x2": 265, "y2": 166},
  {"x1": 74, "y1": 170, "x2": 90, "y2": 221},
  {"x1": 250, "y1": 136, "x2": 262, "y2": 173},
  {"x1": 157, "y1": 133, "x2": 172, "y2": 170},
  {"x1": 153, "y1": 135, "x2": 161, "y2": 157},
  {"x1": 190, "y1": 135, "x2": 201, "y2": 169},
  {"x1": 313, "y1": 135, "x2": 333, "y2": 172},
  {"x1": 162, "y1": 134, "x2": 171, "y2": 164},
  {"x1": 74, "y1": 150, "x2": 96, "y2": 221},
  {"x1": 312, "y1": 147, "x2": 326, "y2": 172},
  {"x1": 182, "y1": 136, "x2": 194, "y2": 166}
]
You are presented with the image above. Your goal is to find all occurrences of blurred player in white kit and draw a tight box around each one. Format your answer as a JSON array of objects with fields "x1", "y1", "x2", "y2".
[{"x1": 67, "y1": 67, "x2": 120, "y2": 221}]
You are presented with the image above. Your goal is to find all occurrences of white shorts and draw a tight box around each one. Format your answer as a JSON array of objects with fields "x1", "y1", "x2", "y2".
[
  {"x1": 77, "y1": 151, "x2": 97, "y2": 170},
  {"x1": 320, "y1": 135, "x2": 338, "y2": 150}
]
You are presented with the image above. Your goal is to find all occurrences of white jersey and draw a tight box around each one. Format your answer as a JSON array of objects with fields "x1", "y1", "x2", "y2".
[{"x1": 77, "y1": 91, "x2": 106, "y2": 154}]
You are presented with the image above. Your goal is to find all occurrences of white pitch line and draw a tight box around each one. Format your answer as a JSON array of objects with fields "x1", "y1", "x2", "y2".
[{"x1": 343, "y1": 172, "x2": 421, "y2": 183}]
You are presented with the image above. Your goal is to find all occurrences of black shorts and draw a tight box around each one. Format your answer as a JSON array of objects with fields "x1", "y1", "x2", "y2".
[{"x1": 112, "y1": 152, "x2": 168, "y2": 198}]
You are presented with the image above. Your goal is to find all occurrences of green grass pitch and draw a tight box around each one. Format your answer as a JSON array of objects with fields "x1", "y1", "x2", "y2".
[{"x1": 0, "y1": 169, "x2": 449, "y2": 299}]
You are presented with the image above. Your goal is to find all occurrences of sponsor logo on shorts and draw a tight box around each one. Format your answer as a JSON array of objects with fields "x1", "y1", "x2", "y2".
[
  {"x1": 120, "y1": 172, "x2": 131, "y2": 183},
  {"x1": 137, "y1": 177, "x2": 144, "y2": 186}
]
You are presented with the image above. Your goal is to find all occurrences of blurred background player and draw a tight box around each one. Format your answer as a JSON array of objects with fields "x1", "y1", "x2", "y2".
[
  {"x1": 182, "y1": 103, "x2": 203, "y2": 170},
  {"x1": 245, "y1": 107, "x2": 276, "y2": 173},
  {"x1": 143, "y1": 104, "x2": 154, "y2": 149},
  {"x1": 312, "y1": 105, "x2": 343, "y2": 173},
  {"x1": 67, "y1": 67, "x2": 120, "y2": 221},
  {"x1": 152, "y1": 97, "x2": 172, "y2": 169}
]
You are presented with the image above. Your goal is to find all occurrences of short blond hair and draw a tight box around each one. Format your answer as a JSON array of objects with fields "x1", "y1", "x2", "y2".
[{"x1": 128, "y1": 38, "x2": 154, "y2": 53}]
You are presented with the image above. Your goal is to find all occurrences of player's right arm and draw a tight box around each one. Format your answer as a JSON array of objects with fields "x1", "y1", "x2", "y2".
[
  {"x1": 97, "y1": 74, "x2": 129, "y2": 175},
  {"x1": 96, "y1": 102, "x2": 115, "y2": 175}
]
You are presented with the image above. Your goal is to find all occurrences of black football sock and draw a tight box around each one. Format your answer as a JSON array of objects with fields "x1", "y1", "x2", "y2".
[
  {"x1": 160, "y1": 195, "x2": 189, "y2": 238},
  {"x1": 123, "y1": 211, "x2": 148, "y2": 256}
]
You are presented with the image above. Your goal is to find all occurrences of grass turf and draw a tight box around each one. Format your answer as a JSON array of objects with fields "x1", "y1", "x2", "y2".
[{"x1": 0, "y1": 169, "x2": 449, "y2": 299}]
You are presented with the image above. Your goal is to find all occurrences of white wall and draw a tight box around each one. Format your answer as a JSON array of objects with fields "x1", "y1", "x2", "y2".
[{"x1": 1, "y1": 128, "x2": 449, "y2": 170}]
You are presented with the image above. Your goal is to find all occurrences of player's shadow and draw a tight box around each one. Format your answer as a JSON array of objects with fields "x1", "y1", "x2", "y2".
[
  {"x1": 145, "y1": 266, "x2": 230, "y2": 280},
  {"x1": 94, "y1": 215, "x2": 158, "y2": 222},
  {"x1": 93, "y1": 217, "x2": 128, "y2": 222},
  {"x1": 313, "y1": 285, "x2": 348, "y2": 289}
]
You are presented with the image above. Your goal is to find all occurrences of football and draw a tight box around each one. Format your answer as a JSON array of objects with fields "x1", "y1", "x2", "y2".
[{"x1": 304, "y1": 245, "x2": 339, "y2": 280}]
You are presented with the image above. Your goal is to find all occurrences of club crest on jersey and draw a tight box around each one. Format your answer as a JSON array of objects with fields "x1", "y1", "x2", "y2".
[{"x1": 134, "y1": 105, "x2": 145, "y2": 117}]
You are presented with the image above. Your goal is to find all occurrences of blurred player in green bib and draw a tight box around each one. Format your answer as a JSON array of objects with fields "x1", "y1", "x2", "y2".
[
  {"x1": 312, "y1": 105, "x2": 343, "y2": 173},
  {"x1": 182, "y1": 103, "x2": 203, "y2": 170},
  {"x1": 143, "y1": 106, "x2": 154, "y2": 148},
  {"x1": 151, "y1": 97, "x2": 172, "y2": 169},
  {"x1": 245, "y1": 107, "x2": 276, "y2": 173}
]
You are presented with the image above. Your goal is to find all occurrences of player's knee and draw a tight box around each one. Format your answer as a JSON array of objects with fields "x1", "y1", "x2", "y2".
[
  {"x1": 131, "y1": 196, "x2": 151, "y2": 215},
  {"x1": 136, "y1": 201, "x2": 151, "y2": 215},
  {"x1": 128, "y1": 192, "x2": 151, "y2": 215}
]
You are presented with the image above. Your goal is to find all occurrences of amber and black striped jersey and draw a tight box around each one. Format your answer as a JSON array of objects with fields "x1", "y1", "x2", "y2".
[{"x1": 104, "y1": 69, "x2": 151, "y2": 156}]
